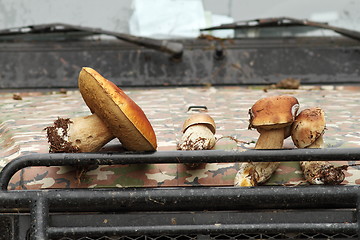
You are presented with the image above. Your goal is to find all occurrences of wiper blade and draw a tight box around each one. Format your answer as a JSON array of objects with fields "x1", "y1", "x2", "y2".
[
  {"x1": 0, "y1": 23, "x2": 183, "y2": 58},
  {"x1": 201, "y1": 17, "x2": 360, "y2": 42}
]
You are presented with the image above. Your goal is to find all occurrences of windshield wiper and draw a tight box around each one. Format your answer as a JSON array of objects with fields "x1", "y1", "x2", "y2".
[
  {"x1": 0, "y1": 23, "x2": 183, "y2": 58},
  {"x1": 201, "y1": 17, "x2": 360, "y2": 42}
]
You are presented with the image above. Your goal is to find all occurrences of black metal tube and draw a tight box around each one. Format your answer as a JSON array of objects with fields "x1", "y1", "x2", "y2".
[
  {"x1": 48, "y1": 186, "x2": 358, "y2": 211},
  {"x1": 0, "y1": 186, "x2": 349, "y2": 212},
  {"x1": 356, "y1": 196, "x2": 360, "y2": 236},
  {"x1": 1, "y1": 148, "x2": 360, "y2": 190},
  {"x1": 47, "y1": 222, "x2": 357, "y2": 237},
  {"x1": 0, "y1": 23, "x2": 184, "y2": 57},
  {"x1": 30, "y1": 197, "x2": 49, "y2": 240},
  {"x1": 0, "y1": 186, "x2": 357, "y2": 211}
]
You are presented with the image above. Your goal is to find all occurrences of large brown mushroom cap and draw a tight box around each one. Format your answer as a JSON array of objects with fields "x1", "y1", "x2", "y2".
[
  {"x1": 78, "y1": 67, "x2": 157, "y2": 151},
  {"x1": 249, "y1": 95, "x2": 299, "y2": 130},
  {"x1": 182, "y1": 113, "x2": 216, "y2": 134},
  {"x1": 291, "y1": 107, "x2": 325, "y2": 148}
]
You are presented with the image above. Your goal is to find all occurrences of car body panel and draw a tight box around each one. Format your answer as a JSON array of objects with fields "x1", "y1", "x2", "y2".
[{"x1": 1, "y1": 85, "x2": 360, "y2": 189}]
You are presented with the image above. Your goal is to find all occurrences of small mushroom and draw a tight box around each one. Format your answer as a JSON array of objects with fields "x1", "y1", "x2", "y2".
[
  {"x1": 177, "y1": 113, "x2": 216, "y2": 151},
  {"x1": 291, "y1": 107, "x2": 345, "y2": 185},
  {"x1": 234, "y1": 95, "x2": 299, "y2": 186},
  {"x1": 45, "y1": 67, "x2": 157, "y2": 152}
]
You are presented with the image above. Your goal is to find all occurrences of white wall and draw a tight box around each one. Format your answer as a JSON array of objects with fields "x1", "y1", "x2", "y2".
[
  {"x1": 0, "y1": 0, "x2": 132, "y2": 32},
  {"x1": 0, "y1": 0, "x2": 359, "y2": 32}
]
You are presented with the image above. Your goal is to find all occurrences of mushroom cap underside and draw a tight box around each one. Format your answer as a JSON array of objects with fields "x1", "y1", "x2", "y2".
[{"x1": 78, "y1": 67, "x2": 157, "y2": 151}]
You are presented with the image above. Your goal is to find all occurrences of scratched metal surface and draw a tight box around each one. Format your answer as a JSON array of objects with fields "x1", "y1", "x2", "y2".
[
  {"x1": 1, "y1": 85, "x2": 360, "y2": 189},
  {"x1": 1, "y1": 37, "x2": 360, "y2": 89}
]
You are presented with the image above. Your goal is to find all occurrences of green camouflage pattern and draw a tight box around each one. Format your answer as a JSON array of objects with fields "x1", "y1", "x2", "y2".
[{"x1": 1, "y1": 85, "x2": 360, "y2": 189}]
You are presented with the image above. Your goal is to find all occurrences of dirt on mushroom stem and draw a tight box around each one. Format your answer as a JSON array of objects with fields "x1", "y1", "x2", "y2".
[
  {"x1": 302, "y1": 160, "x2": 346, "y2": 185},
  {"x1": 45, "y1": 116, "x2": 112, "y2": 184},
  {"x1": 45, "y1": 117, "x2": 80, "y2": 153},
  {"x1": 298, "y1": 135, "x2": 346, "y2": 185},
  {"x1": 177, "y1": 125, "x2": 215, "y2": 151}
]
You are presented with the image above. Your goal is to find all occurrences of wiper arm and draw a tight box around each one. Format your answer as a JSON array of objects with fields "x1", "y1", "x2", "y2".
[
  {"x1": 201, "y1": 17, "x2": 360, "y2": 42},
  {"x1": 0, "y1": 23, "x2": 183, "y2": 58}
]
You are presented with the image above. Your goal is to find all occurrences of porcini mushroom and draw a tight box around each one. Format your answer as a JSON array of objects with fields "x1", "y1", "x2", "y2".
[
  {"x1": 177, "y1": 113, "x2": 216, "y2": 151},
  {"x1": 291, "y1": 107, "x2": 345, "y2": 184},
  {"x1": 45, "y1": 67, "x2": 157, "y2": 152},
  {"x1": 234, "y1": 95, "x2": 299, "y2": 186}
]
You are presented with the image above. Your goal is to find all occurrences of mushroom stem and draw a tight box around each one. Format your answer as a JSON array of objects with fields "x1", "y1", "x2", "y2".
[
  {"x1": 177, "y1": 125, "x2": 216, "y2": 151},
  {"x1": 300, "y1": 135, "x2": 345, "y2": 185},
  {"x1": 177, "y1": 113, "x2": 216, "y2": 167},
  {"x1": 234, "y1": 128, "x2": 283, "y2": 187},
  {"x1": 177, "y1": 124, "x2": 216, "y2": 168},
  {"x1": 45, "y1": 114, "x2": 114, "y2": 153},
  {"x1": 255, "y1": 128, "x2": 285, "y2": 149}
]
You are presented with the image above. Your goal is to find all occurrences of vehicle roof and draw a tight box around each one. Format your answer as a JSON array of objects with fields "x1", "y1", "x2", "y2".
[{"x1": 1, "y1": 85, "x2": 360, "y2": 189}]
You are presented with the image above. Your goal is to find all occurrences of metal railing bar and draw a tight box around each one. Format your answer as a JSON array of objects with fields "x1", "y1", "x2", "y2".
[
  {"x1": 47, "y1": 223, "x2": 358, "y2": 237},
  {"x1": 0, "y1": 186, "x2": 358, "y2": 211},
  {"x1": 1, "y1": 148, "x2": 360, "y2": 190},
  {"x1": 0, "y1": 186, "x2": 357, "y2": 239},
  {"x1": 30, "y1": 197, "x2": 49, "y2": 240}
]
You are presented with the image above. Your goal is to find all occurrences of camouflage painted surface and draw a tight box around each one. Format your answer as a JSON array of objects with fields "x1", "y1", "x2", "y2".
[{"x1": 1, "y1": 85, "x2": 360, "y2": 189}]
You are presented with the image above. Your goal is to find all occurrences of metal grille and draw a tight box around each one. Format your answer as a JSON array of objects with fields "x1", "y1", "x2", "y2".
[
  {"x1": 0, "y1": 216, "x2": 13, "y2": 240},
  {"x1": 54, "y1": 233, "x2": 358, "y2": 240},
  {"x1": 2, "y1": 150, "x2": 360, "y2": 240}
]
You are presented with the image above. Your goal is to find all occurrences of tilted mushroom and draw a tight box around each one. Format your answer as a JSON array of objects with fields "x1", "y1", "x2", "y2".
[
  {"x1": 234, "y1": 95, "x2": 299, "y2": 186},
  {"x1": 45, "y1": 67, "x2": 157, "y2": 152},
  {"x1": 177, "y1": 113, "x2": 216, "y2": 151},
  {"x1": 291, "y1": 107, "x2": 345, "y2": 184},
  {"x1": 78, "y1": 67, "x2": 157, "y2": 151}
]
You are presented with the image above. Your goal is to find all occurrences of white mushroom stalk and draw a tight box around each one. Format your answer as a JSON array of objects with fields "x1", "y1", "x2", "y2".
[
  {"x1": 234, "y1": 95, "x2": 299, "y2": 187},
  {"x1": 177, "y1": 125, "x2": 216, "y2": 151},
  {"x1": 45, "y1": 114, "x2": 114, "y2": 153},
  {"x1": 177, "y1": 113, "x2": 216, "y2": 168},
  {"x1": 291, "y1": 107, "x2": 345, "y2": 185}
]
